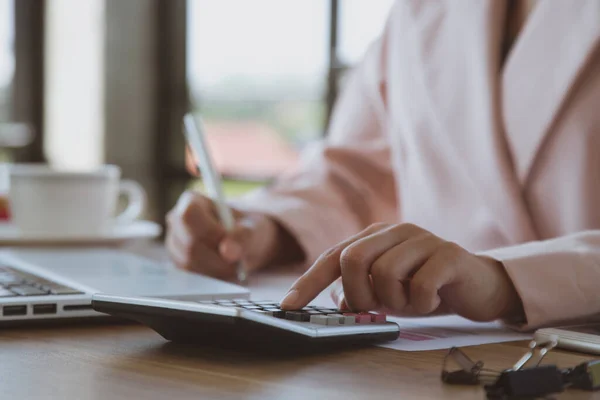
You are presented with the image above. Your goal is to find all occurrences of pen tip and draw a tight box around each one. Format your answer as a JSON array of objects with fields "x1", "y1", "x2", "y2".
[{"x1": 237, "y1": 270, "x2": 247, "y2": 285}]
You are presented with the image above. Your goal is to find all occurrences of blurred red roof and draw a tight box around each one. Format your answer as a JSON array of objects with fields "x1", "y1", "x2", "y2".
[{"x1": 204, "y1": 121, "x2": 299, "y2": 179}]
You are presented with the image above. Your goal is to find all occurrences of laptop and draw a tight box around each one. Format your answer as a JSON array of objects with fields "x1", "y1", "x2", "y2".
[{"x1": 0, "y1": 247, "x2": 249, "y2": 324}]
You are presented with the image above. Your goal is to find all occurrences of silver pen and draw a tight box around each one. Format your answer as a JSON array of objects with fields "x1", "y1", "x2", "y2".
[{"x1": 182, "y1": 113, "x2": 247, "y2": 284}]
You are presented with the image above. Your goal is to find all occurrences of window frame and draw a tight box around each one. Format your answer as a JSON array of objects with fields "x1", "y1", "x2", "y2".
[{"x1": 11, "y1": 0, "x2": 46, "y2": 163}]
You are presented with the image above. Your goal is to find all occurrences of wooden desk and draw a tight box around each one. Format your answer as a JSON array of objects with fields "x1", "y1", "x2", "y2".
[
  {"x1": 0, "y1": 247, "x2": 597, "y2": 399},
  {"x1": 1, "y1": 325, "x2": 597, "y2": 400}
]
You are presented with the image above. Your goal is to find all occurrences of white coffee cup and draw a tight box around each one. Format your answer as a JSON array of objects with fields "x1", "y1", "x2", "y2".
[{"x1": 8, "y1": 164, "x2": 146, "y2": 237}]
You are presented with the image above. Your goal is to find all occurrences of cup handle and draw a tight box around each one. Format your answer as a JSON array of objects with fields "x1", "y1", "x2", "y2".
[{"x1": 115, "y1": 179, "x2": 146, "y2": 224}]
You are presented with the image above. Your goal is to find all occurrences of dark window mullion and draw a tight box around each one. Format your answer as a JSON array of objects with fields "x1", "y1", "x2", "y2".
[
  {"x1": 12, "y1": 0, "x2": 46, "y2": 162},
  {"x1": 325, "y1": 0, "x2": 339, "y2": 132}
]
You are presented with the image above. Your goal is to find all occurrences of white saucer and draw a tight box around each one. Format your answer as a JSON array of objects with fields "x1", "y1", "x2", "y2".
[{"x1": 0, "y1": 220, "x2": 162, "y2": 246}]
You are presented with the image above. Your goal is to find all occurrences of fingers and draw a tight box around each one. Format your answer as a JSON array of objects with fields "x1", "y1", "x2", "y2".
[
  {"x1": 185, "y1": 147, "x2": 200, "y2": 177},
  {"x1": 339, "y1": 223, "x2": 431, "y2": 311},
  {"x1": 370, "y1": 233, "x2": 440, "y2": 311},
  {"x1": 279, "y1": 221, "x2": 456, "y2": 316},
  {"x1": 409, "y1": 242, "x2": 461, "y2": 314},
  {"x1": 166, "y1": 191, "x2": 232, "y2": 278},
  {"x1": 166, "y1": 230, "x2": 236, "y2": 280},
  {"x1": 167, "y1": 191, "x2": 225, "y2": 248},
  {"x1": 279, "y1": 223, "x2": 390, "y2": 310},
  {"x1": 166, "y1": 191, "x2": 283, "y2": 280}
]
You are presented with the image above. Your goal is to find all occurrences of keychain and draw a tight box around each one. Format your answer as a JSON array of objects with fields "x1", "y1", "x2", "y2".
[
  {"x1": 442, "y1": 339, "x2": 600, "y2": 398},
  {"x1": 562, "y1": 360, "x2": 600, "y2": 391},
  {"x1": 483, "y1": 340, "x2": 563, "y2": 399},
  {"x1": 441, "y1": 347, "x2": 499, "y2": 386},
  {"x1": 441, "y1": 340, "x2": 575, "y2": 399}
]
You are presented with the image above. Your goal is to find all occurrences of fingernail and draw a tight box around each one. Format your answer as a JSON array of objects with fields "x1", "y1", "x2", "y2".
[
  {"x1": 330, "y1": 287, "x2": 347, "y2": 310},
  {"x1": 220, "y1": 239, "x2": 242, "y2": 262},
  {"x1": 280, "y1": 289, "x2": 299, "y2": 309},
  {"x1": 330, "y1": 285, "x2": 340, "y2": 303}
]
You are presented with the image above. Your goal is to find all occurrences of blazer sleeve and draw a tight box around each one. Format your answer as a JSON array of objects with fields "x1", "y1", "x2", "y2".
[
  {"x1": 232, "y1": 31, "x2": 398, "y2": 266},
  {"x1": 480, "y1": 231, "x2": 600, "y2": 330}
]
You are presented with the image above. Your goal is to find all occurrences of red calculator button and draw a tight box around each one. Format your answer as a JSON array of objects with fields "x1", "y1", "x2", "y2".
[
  {"x1": 370, "y1": 313, "x2": 386, "y2": 323},
  {"x1": 352, "y1": 313, "x2": 372, "y2": 324}
]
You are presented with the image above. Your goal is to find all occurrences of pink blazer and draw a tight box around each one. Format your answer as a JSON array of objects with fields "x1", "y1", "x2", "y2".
[{"x1": 236, "y1": 1, "x2": 600, "y2": 330}]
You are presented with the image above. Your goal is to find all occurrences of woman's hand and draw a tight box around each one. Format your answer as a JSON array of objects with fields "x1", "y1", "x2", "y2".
[
  {"x1": 166, "y1": 191, "x2": 302, "y2": 280},
  {"x1": 280, "y1": 223, "x2": 523, "y2": 322}
]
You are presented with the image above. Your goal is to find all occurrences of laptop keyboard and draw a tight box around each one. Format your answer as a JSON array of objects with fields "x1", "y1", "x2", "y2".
[{"x1": 0, "y1": 266, "x2": 84, "y2": 297}]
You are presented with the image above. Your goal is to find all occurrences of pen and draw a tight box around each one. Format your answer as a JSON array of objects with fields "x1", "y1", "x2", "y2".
[{"x1": 182, "y1": 112, "x2": 247, "y2": 284}]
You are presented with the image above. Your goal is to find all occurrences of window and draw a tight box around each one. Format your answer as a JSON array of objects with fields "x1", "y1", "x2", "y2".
[
  {"x1": 187, "y1": 0, "x2": 329, "y2": 189},
  {"x1": 338, "y1": 0, "x2": 395, "y2": 66},
  {"x1": 0, "y1": 0, "x2": 14, "y2": 122},
  {"x1": 184, "y1": 0, "x2": 395, "y2": 199},
  {"x1": 44, "y1": 0, "x2": 105, "y2": 169}
]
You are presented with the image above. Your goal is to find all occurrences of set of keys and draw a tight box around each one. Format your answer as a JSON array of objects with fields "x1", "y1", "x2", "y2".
[{"x1": 442, "y1": 340, "x2": 600, "y2": 399}]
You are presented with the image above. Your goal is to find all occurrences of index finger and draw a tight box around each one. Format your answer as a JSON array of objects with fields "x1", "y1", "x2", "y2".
[{"x1": 279, "y1": 223, "x2": 390, "y2": 310}]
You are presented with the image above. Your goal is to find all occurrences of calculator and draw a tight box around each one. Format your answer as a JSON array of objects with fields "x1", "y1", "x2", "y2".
[{"x1": 91, "y1": 294, "x2": 400, "y2": 349}]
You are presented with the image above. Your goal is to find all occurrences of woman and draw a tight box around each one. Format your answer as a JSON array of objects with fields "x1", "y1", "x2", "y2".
[{"x1": 167, "y1": 0, "x2": 600, "y2": 330}]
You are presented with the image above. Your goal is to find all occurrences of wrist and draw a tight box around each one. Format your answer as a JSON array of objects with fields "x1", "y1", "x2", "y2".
[
  {"x1": 483, "y1": 256, "x2": 526, "y2": 323},
  {"x1": 501, "y1": 288, "x2": 526, "y2": 325}
]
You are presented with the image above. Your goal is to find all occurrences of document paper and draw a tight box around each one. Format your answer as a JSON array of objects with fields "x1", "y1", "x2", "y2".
[{"x1": 378, "y1": 315, "x2": 531, "y2": 351}]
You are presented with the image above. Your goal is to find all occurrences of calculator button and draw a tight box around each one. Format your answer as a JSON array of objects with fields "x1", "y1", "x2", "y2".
[
  {"x1": 256, "y1": 310, "x2": 274, "y2": 316},
  {"x1": 310, "y1": 314, "x2": 345, "y2": 326},
  {"x1": 285, "y1": 311, "x2": 310, "y2": 322},
  {"x1": 253, "y1": 301, "x2": 277, "y2": 306},
  {"x1": 214, "y1": 300, "x2": 236, "y2": 306},
  {"x1": 329, "y1": 314, "x2": 354, "y2": 324},
  {"x1": 359, "y1": 312, "x2": 379, "y2": 323},
  {"x1": 262, "y1": 307, "x2": 282, "y2": 312},
  {"x1": 242, "y1": 305, "x2": 263, "y2": 310},
  {"x1": 357, "y1": 314, "x2": 372, "y2": 324},
  {"x1": 309, "y1": 315, "x2": 329, "y2": 325},
  {"x1": 344, "y1": 313, "x2": 371, "y2": 324},
  {"x1": 316, "y1": 308, "x2": 338, "y2": 314},
  {"x1": 271, "y1": 311, "x2": 286, "y2": 318},
  {"x1": 371, "y1": 313, "x2": 386, "y2": 323},
  {"x1": 233, "y1": 300, "x2": 253, "y2": 305}
]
